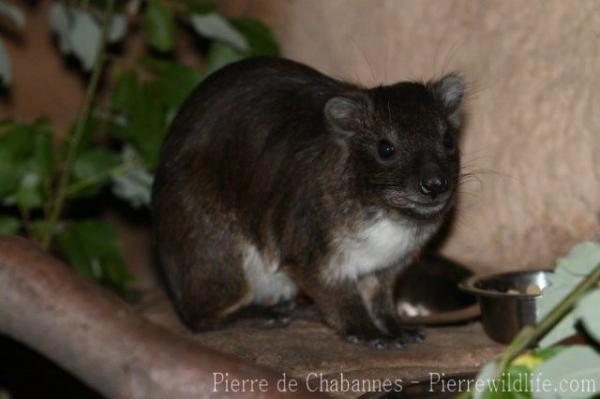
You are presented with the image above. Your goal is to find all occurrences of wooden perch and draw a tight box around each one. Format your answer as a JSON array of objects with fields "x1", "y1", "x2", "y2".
[{"x1": 0, "y1": 236, "x2": 319, "y2": 398}]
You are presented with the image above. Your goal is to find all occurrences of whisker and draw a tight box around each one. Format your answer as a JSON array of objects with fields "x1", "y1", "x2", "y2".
[{"x1": 351, "y1": 37, "x2": 378, "y2": 86}]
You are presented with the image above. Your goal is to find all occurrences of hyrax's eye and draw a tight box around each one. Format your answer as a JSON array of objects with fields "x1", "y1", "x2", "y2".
[
  {"x1": 442, "y1": 132, "x2": 455, "y2": 149},
  {"x1": 377, "y1": 140, "x2": 395, "y2": 159}
]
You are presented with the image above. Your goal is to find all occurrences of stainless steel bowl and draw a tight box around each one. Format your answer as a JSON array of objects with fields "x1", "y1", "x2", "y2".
[{"x1": 459, "y1": 270, "x2": 552, "y2": 344}]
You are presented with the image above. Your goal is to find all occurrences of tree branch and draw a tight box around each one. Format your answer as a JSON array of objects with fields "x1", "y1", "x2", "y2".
[{"x1": 0, "y1": 236, "x2": 320, "y2": 398}]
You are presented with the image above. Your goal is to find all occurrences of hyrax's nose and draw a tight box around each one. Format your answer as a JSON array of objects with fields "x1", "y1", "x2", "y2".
[{"x1": 418, "y1": 173, "x2": 449, "y2": 199}]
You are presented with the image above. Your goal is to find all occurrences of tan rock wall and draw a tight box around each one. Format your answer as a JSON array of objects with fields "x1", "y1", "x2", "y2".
[
  {"x1": 4, "y1": 0, "x2": 600, "y2": 271},
  {"x1": 223, "y1": 0, "x2": 600, "y2": 271},
  {"x1": 0, "y1": 1, "x2": 84, "y2": 128}
]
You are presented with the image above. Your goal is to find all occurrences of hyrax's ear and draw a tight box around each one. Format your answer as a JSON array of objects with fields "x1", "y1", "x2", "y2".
[
  {"x1": 430, "y1": 73, "x2": 465, "y2": 125},
  {"x1": 324, "y1": 93, "x2": 372, "y2": 138}
]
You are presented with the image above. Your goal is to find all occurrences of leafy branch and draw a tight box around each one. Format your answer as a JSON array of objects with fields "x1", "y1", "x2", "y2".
[
  {"x1": 0, "y1": 0, "x2": 280, "y2": 297},
  {"x1": 41, "y1": 0, "x2": 116, "y2": 249},
  {"x1": 66, "y1": 161, "x2": 137, "y2": 197},
  {"x1": 463, "y1": 242, "x2": 600, "y2": 399},
  {"x1": 494, "y1": 263, "x2": 600, "y2": 376}
]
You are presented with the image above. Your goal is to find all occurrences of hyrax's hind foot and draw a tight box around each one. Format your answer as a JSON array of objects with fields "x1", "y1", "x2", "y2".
[
  {"x1": 228, "y1": 300, "x2": 296, "y2": 329},
  {"x1": 183, "y1": 299, "x2": 297, "y2": 332}
]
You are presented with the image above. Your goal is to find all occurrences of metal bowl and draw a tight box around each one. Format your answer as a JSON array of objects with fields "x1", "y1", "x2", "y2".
[{"x1": 459, "y1": 270, "x2": 552, "y2": 344}]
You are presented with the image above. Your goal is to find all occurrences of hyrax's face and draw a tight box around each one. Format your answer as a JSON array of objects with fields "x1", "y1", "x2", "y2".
[{"x1": 325, "y1": 75, "x2": 464, "y2": 220}]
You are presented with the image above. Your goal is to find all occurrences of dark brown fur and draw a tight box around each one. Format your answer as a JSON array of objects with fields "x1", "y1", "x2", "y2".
[{"x1": 152, "y1": 57, "x2": 464, "y2": 347}]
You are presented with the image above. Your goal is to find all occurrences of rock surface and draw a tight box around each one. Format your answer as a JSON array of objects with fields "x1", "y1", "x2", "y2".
[
  {"x1": 222, "y1": 0, "x2": 600, "y2": 272},
  {"x1": 3, "y1": 1, "x2": 596, "y2": 273},
  {"x1": 137, "y1": 284, "x2": 504, "y2": 398},
  {"x1": 116, "y1": 214, "x2": 504, "y2": 398}
]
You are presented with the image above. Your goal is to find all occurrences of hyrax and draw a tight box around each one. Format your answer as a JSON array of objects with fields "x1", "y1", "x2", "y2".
[{"x1": 152, "y1": 57, "x2": 464, "y2": 348}]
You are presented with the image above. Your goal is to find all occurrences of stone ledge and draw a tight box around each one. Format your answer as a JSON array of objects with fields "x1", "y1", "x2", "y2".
[{"x1": 138, "y1": 288, "x2": 504, "y2": 398}]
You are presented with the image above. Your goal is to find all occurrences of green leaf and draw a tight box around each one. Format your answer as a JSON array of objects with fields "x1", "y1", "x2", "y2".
[
  {"x1": 478, "y1": 364, "x2": 533, "y2": 399},
  {"x1": 48, "y1": 4, "x2": 100, "y2": 68},
  {"x1": 503, "y1": 365, "x2": 533, "y2": 399},
  {"x1": 0, "y1": 119, "x2": 37, "y2": 159},
  {"x1": 29, "y1": 219, "x2": 50, "y2": 241},
  {"x1": 48, "y1": 4, "x2": 126, "y2": 70},
  {"x1": 110, "y1": 146, "x2": 153, "y2": 209},
  {"x1": 110, "y1": 69, "x2": 140, "y2": 115},
  {"x1": 130, "y1": 89, "x2": 165, "y2": 168},
  {"x1": 12, "y1": 172, "x2": 43, "y2": 209},
  {"x1": 78, "y1": 114, "x2": 103, "y2": 149},
  {"x1": 0, "y1": 119, "x2": 53, "y2": 208},
  {"x1": 112, "y1": 166, "x2": 153, "y2": 209},
  {"x1": 108, "y1": 14, "x2": 127, "y2": 43},
  {"x1": 0, "y1": 123, "x2": 26, "y2": 197},
  {"x1": 143, "y1": 58, "x2": 202, "y2": 109},
  {"x1": 0, "y1": 39, "x2": 10, "y2": 86},
  {"x1": 555, "y1": 241, "x2": 600, "y2": 276},
  {"x1": 0, "y1": 215, "x2": 20, "y2": 234},
  {"x1": 0, "y1": 165, "x2": 20, "y2": 198},
  {"x1": 74, "y1": 149, "x2": 121, "y2": 180},
  {"x1": 109, "y1": 70, "x2": 167, "y2": 168},
  {"x1": 72, "y1": 148, "x2": 121, "y2": 197},
  {"x1": 191, "y1": 12, "x2": 248, "y2": 51},
  {"x1": 71, "y1": 9, "x2": 101, "y2": 70},
  {"x1": 532, "y1": 346, "x2": 565, "y2": 361},
  {"x1": 533, "y1": 346, "x2": 600, "y2": 399},
  {"x1": 537, "y1": 285, "x2": 578, "y2": 348},
  {"x1": 48, "y1": 2, "x2": 72, "y2": 53},
  {"x1": 141, "y1": 0, "x2": 175, "y2": 52},
  {"x1": 474, "y1": 361, "x2": 498, "y2": 399},
  {"x1": 229, "y1": 17, "x2": 280, "y2": 56},
  {"x1": 0, "y1": 122, "x2": 30, "y2": 194},
  {"x1": 0, "y1": 0, "x2": 25, "y2": 29},
  {"x1": 110, "y1": 58, "x2": 209, "y2": 171},
  {"x1": 30, "y1": 129, "x2": 53, "y2": 180},
  {"x1": 57, "y1": 226, "x2": 92, "y2": 277},
  {"x1": 575, "y1": 289, "x2": 600, "y2": 344},
  {"x1": 536, "y1": 241, "x2": 600, "y2": 347},
  {"x1": 57, "y1": 220, "x2": 134, "y2": 298},
  {"x1": 203, "y1": 41, "x2": 245, "y2": 76}
]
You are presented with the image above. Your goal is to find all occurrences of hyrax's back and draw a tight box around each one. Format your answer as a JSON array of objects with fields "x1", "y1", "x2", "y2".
[
  {"x1": 153, "y1": 57, "x2": 465, "y2": 346},
  {"x1": 152, "y1": 57, "x2": 350, "y2": 329}
]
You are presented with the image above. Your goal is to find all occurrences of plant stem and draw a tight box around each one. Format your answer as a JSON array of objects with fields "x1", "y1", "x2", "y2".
[
  {"x1": 65, "y1": 161, "x2": 136, "y2": 197},
  {"x1": 41, "y1": 0, "x2": 116, "y2": 249},
  {"x1": 458, "y1": 264, "x2": 600, "y2": 399},
  {"x1": 495, "y1": 262, "x2": 600, "y2": 376}
]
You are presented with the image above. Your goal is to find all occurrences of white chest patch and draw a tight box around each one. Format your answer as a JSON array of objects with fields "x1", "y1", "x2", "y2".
[
  {"x1": 242, "y1": 243, "x2": 298, "y2": 306},
  {"x1": 324, "y1": 216, "x2": 438, "y2": 284}
]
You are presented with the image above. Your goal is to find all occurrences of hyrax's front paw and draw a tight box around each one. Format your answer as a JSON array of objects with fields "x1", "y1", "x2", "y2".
[
  {"x1": 344, "y1": 325, "x2": 425, "y2": 350},
  {"x1": 345, "y1": 333, "x2": 407, "y2": 350},
  {"x1": 388, "y1": 325, "x2": 426, "y2": 344}
]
